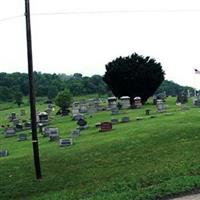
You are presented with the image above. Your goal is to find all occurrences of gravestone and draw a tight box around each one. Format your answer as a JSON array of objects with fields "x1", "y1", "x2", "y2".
[
  {"x1": 72, "y1": 102, "x2": 80, "y2": 117},
  {"x1": 10, "y1": 112, "x2": 16, "y2": 121},
  {"x1": 94, "y1": 99, "x2": 101, "y2": 111},
  {"x1": 42, "y1": 127, "x2": 53, "y2": 137},
  {"x1": 73, "y1": 114, "x2": 84, "y2": 121},
  {"x1": 15, "y1": 123, "x2": 23, "y2": 131},
  {"x1": 157, "y1": 99, "x2": 165, "y2": 112},
  {"x1": 120, "y1": 96, "x2": 131, "y2": 109},
  {"x1": 59, "y1": 138, "x2": 73, "y2": 147},
  {"x1": 121, "y1": 117, "x2": 130, "y2": 123},
  {"x1": 5, "y1": 128, "x2": 16, "y2": 138},
  {"x1": 111, "y1": 118, "x2": 119, "y2": 124},
  {"x1": 49, "y1": 128, "x2": 59, "y2": 141},
  {"x1": 70, "y1": 129, "x2": 80, "y2": 138},
  {"x1": 100, "y1": 122, "x2": 112, "y2": 132},
  {"x1": 77, "y1": 118, "x2": 88, "y2": 130},
  {"x1": 0, "y1": 150, "x2": 8, "y2": 157},
  {"x1": 108, "y1": 97, "x2": 117, "y2": 109},
  {"x1": 134, "y1": 97, "x2": 142, "y2": 108},
  {"x1": 38, "y1": 112, "x2": 48, "y2": 124},
  {"x1": 18, "y1": 133, "x2": 27, "y2": 141},
  {"x1": 79, "y1": 104, "x2": 88, "y2": 114},
  {"x1": 111, "y1": 107, "x2": 119, "y2": 115},
  {"x1": 24, "y1": 122, "x2": 31, "y2": 129}
]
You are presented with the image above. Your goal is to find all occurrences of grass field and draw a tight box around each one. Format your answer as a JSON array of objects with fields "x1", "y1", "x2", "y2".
[{"x1": 1, "y1": 97, "x2": 200, "y2": 200}]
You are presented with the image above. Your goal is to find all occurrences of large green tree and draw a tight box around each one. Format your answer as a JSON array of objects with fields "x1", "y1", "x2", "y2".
[
  {"x1": 103, "y1": 53, "x2": 165, "y2": 104},
  {"x1": 55, "y1": 89, "x2": 72, "y2": 113}
]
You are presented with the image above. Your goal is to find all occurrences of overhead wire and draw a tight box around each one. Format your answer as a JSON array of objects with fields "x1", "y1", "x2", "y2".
[{"x1": 1, "y1": 8, "x2": 200, "y2": 23}]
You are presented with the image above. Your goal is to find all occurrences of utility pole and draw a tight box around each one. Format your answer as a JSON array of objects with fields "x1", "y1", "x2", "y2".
[{"x1": 25, "y1": 0, "x2": 42, "y2": 179}]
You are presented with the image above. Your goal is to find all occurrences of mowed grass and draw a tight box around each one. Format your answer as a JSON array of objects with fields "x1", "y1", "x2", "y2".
[{"x1": 1, "y1": 97, "x2": 200, "y2": 200}]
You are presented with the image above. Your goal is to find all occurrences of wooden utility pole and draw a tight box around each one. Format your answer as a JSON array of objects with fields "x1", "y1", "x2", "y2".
[{"x1": 24, "y1": 0, "x2": 42, "y2": 179}]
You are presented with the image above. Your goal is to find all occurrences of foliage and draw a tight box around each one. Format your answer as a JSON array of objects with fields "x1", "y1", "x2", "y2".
[
  {"x1": 55, "y1": 89, "x2": 72, "y2": 110},
  {"x1": 156, "y1": 80, "x2": 194, "y2": 96},
  {"x1": 0, "y1": 72, "x2": 108, "y2": 102},
  {"x1": 103, "y1": 53, "x2": 165, "y2": 103},
  {"x1": 13, "y1": 89, "x2": 23, "y2": 107}
]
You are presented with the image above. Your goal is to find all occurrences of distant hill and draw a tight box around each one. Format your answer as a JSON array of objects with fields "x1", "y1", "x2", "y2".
[{"x1": 156, "y1": 80, "x2": 194, "y2": 96}]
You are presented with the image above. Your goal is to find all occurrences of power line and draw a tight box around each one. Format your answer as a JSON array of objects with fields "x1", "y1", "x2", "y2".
[
  {"x1": 31, "y1": 9, "x2": 200, "y2": 16},
  {"x1": 0, "y1": 14, "x2": 24, "y2": 22},
  {"x1": 1, "y1": 8, "x2": 200, "y2": 23}
]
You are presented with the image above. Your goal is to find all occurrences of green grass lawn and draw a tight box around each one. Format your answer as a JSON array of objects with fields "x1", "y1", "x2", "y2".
[{"x1": 1, "y1": 97, "x2": 200, "y2": 200}]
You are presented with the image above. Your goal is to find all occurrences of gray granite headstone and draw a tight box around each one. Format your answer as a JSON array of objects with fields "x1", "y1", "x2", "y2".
[
  {"x1": 5, "y1": 128, "x2": 16, "y2": 138},
  {"x1": 121, "y1": 117, "x2": 130, "y2": 123},
  {"x1": 59, "y1": 138, "x2": 73, "y2": 147},
  {"x1": 18, "y1": 133, "x2": 27, "y2": 141},
  {"x1": 49, "y1": 128, "x2": 59, "y2": 141},
  {"x1": 111, "y1": 118, "x2": 119, "y2": 124}
]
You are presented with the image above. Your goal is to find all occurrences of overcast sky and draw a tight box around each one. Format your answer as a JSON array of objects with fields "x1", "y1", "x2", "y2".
[{"x1": 1, "y1": 0, "x2": 200, "y2": 88}]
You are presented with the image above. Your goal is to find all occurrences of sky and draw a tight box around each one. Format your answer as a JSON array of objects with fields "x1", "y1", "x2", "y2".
[{"x1": 1, "y1": 0, "x2": 200, "y2": 88}]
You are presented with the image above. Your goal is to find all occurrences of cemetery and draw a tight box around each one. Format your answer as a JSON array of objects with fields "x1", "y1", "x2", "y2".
[{"x1": 1, "y1": 96, "x2": 200, "y2": 200}]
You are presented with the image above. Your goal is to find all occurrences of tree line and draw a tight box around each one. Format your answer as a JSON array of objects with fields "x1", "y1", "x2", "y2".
[
  {"x1": 0, "y1": 72, "x2": 194, "y2": 103},
  {"x1": 0, "y1": 72, "x2": 107, "y2": 102}
]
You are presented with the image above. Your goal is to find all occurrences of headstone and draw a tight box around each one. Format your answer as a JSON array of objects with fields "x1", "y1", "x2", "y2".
[
  {"x1": 5, "y1": 128, "x2": 16, "y2": 138},
  {"x1": 111, "y1": 118, "x2": 119, "y2": 124},
  {"x1": 100, "y1": 122, "x2": 112, "y2": 132},
  {"x1": 38, "y1": 112, "x2": 48, "y2": 124},
  {"x1": 157, "y1": 99, "x2": 165, "y2": 112},
  {"x1": 108, "y1": 97, "x2": 117, "y2": 109},
  {"x1": 121, "y1": 117, "x2": 130, "y2": 123},
  {"x1": 94, "y1": 99, "x2": 101, "y2": 111},
  {"x1": 49, "y1": 128, "x2": 59, "y2": 141},
  {"x1": 77, "y1": 118, "x2": 88, "y2": 130},
  {"x1": 73, "y1": 114, "x2": 84, "y2": 121},
  {"x1": 79, "y1": 104, "x2": 88, "y2": 114},
  {"x1": 111, "y1": 107, "x2": 119, "y2": 115},
  {"x1": 15, "y1": 123, "x2": 23, "y2": 131},
  {"x1": 42, "y1": 127, "x2": 52, "y2": 137},
  {"x1": 70, "y1": 129, "x2": 80, "y2": 138},
  {"x1": 24, "y1": 122, "x2": 31, "y2": 129},
  {"x1": 120, "y1": 96, "x2": 131, "y2": 109},
  {"x1": 18, "y1": 133, "x2": 27, "y2": 141},
  {"x1": 0, "y1": 150, "x2": 8, "y2": 157},
  {"x1": 134, "y1": 97, "x2": 142, "y2": 108},
  {"x1": 59, "y1": 138, "x2": 73, "y2": 147}
]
